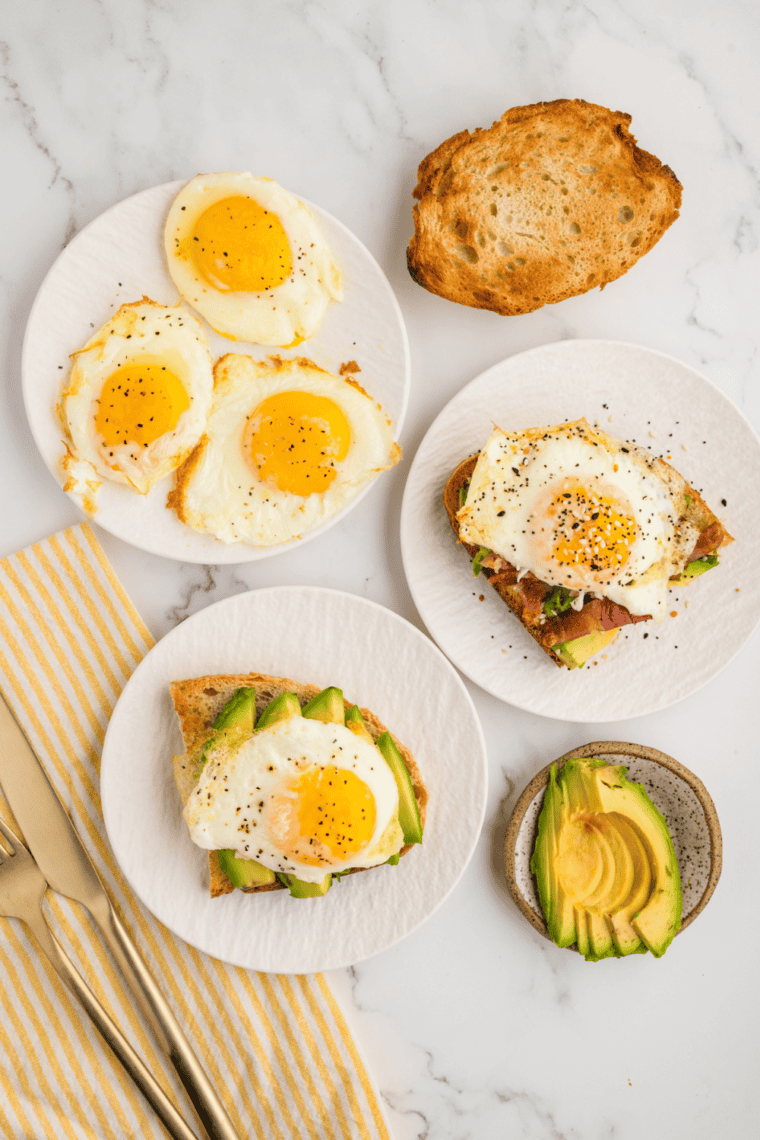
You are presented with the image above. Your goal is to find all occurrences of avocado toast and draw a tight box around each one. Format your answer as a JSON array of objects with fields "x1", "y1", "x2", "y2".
[{"x1": 171, "y1": 672, "x2": 427, "y2": 897}]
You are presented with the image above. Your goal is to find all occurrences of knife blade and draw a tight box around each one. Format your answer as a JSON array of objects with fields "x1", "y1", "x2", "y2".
[{"x1": 0, "y1": 692, "x2": 241, "y2": 1140}]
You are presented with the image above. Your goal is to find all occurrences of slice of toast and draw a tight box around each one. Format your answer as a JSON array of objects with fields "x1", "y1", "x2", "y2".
[
  {"x1": 443, "y1": 454, "x2": 732, "y2": 668},
  {"x1": 170, "y1": 673, "x2": 428, "y2": 897},
  {"x1": 408, "y1": 99, "x2": 682, "y2": 315}
]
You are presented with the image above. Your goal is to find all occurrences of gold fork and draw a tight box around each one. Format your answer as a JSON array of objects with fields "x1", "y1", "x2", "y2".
[{"x1": 0, "y1": 813, "x2": 201, "y2": 1140}]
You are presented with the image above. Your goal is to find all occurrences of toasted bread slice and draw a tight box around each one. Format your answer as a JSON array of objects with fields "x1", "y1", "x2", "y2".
[
  {"x1": 444, "y1": 453, "x2": 732, "y2": 668},
  {"x1": 408, "y1": 99, "x2": 682, "y2": 315},
  {"x1": 171, "y1": 673, "x2": 427, "y2": 897}
]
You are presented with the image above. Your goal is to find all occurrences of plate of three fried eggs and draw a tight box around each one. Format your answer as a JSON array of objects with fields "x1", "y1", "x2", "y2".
[{"x1": 23, "y1": 174, "x2": 409, "y2": 562}]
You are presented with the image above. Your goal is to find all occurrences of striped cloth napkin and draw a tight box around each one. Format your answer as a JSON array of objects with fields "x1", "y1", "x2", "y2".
[{"x1": 0, "y1": 522, "x2": 391, "y2": 1140}]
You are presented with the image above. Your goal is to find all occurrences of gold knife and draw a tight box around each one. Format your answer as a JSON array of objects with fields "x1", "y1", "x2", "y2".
[{"x1": 0, "y1": 693, "x2": 241, "y2": 1140}]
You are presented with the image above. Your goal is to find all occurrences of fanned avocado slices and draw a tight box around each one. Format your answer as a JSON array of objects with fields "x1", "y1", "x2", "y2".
[{"x1": 531, "y1": 758, "x2": 682, "y2": 960}]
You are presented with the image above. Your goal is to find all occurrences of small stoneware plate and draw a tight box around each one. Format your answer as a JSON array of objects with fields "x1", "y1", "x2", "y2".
[
  {"x1": 504, "y1": 741, "x2": 721, "y2": 948},
  {"x1": 101, "y1": 586, "x2": 487, "y2": 974},
  {"x1": 23, "y1": 179, "x2": 410, "y2": 563},
  {"x1": 400, "y1": 339, "x2": 760, "y2": 721}
]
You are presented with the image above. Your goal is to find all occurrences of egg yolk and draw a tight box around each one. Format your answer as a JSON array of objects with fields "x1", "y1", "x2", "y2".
[
  {"x1": 269, "y1": 764, "x2": 376, "y2": 868},
  {"x1": 189, "y1": 195, "x2": 292, "y2": 292},
  {"x1": 530, "y1": 477, "x2": 636, "y2": 584},
  {"x1": 246, "y1": 391, "x2": 351, "y2": 495},
  {"x1": 94, "y1": 359, "x2": 189, "y2": 455}
]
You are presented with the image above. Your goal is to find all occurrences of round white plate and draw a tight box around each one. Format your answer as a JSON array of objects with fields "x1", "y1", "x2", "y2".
[
  {"x1": 100, "y1": 586, "x2": 487, "y2": 973},
  {"x1": 400, "y1": 339, "x2": 760, "y2": 722},
  {"x1": 23, "y1": 180, "x2": 410, "y2": 563}
]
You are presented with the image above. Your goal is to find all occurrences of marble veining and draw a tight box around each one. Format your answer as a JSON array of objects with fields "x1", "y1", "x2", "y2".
[{"x1": 2, "y1": 1, "x2": 759, "y2": 1137}]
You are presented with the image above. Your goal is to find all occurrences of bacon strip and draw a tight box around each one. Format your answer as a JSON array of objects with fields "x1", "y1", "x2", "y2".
[
  {"x1": 479, "y1": 554, "x2": 650, "y2": 643},
  {"x1": 548, "y1": 598, "x2": 651, "y2": 645},
  {"x1": 689, "y1": 521, "x2": 726, "y2": 562}
]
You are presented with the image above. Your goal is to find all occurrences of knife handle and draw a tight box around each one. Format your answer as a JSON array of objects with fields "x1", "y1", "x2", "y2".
[
  {"x1": 90, "y1": 896, "x2": 241, "y2": 1140},
  {"x1": 24, "y1": 907, "x2": 201, "y2": 1140}
]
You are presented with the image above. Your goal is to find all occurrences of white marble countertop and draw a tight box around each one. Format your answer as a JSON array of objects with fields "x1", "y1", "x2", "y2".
[{"x1": 2, "y1": 2, "x2": 759, "y2": 1137}]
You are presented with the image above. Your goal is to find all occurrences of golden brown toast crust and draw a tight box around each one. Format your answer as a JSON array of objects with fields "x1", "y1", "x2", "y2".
[
  {"x1": 170, "y1": 673, "x2": 427, "y2": 897},
  {"x1": 444, "y1": 451, "x2": 732, "y2": 667},
  {"x1": 408, "y1": 99, "x2": 682, "y2": 315}
]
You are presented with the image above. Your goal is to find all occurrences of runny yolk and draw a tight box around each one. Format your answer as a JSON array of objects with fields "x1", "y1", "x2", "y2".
[
  {"x1": 189, "y1": 195, "x2": 292, "y2": 292},
  {"x1": 246, "y1": 391, "x2": 351, "y2": 496},
  {"x1": 95, "y1": 360, "x2": 189, "y2": 454},
  {"x1": 530, "y1": 477, "x2": 636, "y2": 583},
  {"x1": 293, "y1": 765, "x2": 376, "y2": 866}
]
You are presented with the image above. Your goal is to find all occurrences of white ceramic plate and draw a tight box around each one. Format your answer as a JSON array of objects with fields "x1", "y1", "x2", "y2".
[
  {"x1": 400, "y1": 339, "x2": 760, "y2": 722},
  {"x1": 100, "y1": 587, "x2": 487, "y2": 973},
  {"x1": 23, "y1": 180, "x2": 410, "y2": 563}
]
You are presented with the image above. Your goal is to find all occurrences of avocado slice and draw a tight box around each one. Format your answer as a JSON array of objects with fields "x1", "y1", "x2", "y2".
[
  {"x1": 375, "y1": 732, "x2": 423, "y2": 845},
  {"x1": 606, "y1": 815, "x2": 650, "y2": 956},
  {"x1": 255, "y1": 691, "x2": 301, "y2": 731},
  {"x1": 344, "y1": 704, "x2": 375, "y2": 743},
  {"x1": 199, "y1": 686, "x2": 256, "y2": 770},
  {"x1": 531, "y1": 758, "x2": 681, "y2": 959},
  {"x1": 553, "y1": 628, "x2": 619, "y2": 669},
  {"x1": 212, "y1": 687, "x2": 257, "y2": 732},
  {"x1": 671, "y1": 554, "x2": 719, "y2": 583},
  {"x1": 301, "y1": 686, "x2": 345, "y2": 724},
  {"x1": 277, "y1": 872, "x2": 332, "y2": 898},
  {"x1": 217, "y1": 849, "x2": 275, "y2": 889},
  {"x1": 531, "y1": 764, "x2": 575, "y2": 947}
]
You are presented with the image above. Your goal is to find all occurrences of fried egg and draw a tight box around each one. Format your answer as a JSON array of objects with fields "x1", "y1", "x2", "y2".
[
  {"x1": 164, "y1": 172, "x2": 343, "y2": 345},
  {"x1": 169, "y1": 354, "x2": 401, "y2": 545},
  {"x1": 457, "y1": 420, "x2": 699, "y2": 621},
  {"x1": 184, "y1": 716, "x2": 402, "y2": 883},
  {"x1": 58, "y1": 300, "x2": 213, "y2": 510}
]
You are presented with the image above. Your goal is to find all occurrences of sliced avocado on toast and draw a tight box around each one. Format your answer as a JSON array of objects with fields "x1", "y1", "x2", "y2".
[
  {"x1": 217, "y1": 849, "x2": 275, "y2": 889},
  {"x1": 671, "y1": 554, "x2": 719, "y2": 583},
  {"x1": 202, "y1": 687, "x2": 277, "y2": 888},
  {"x1": 301, "y1": 686, "x2": 345, "y2": 723},
  {"x1": 277, "y1": 872, "x2": 332, "y2": 898},
  {"x1": 552, "y1": 628, "x2": 619, "y2": 669},
  {"x1": 254, "y1": 690, "x2": 301, "y2": 730},
  {"x1": 210, "y1": 686, "x2": 423, "y2": 898},
  {"x1": 375, "y1": 732, "x2": 423, "y2": 846}
]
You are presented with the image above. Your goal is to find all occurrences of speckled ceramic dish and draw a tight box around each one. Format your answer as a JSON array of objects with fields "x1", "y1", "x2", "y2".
[{"x1": 504, "y1": 741, "x2": 721, "y2": 948}]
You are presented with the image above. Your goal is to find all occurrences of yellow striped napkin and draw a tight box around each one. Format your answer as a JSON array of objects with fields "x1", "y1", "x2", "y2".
[{"x1": 0, "y1": 522, "x2": 391, "y2": 1140}]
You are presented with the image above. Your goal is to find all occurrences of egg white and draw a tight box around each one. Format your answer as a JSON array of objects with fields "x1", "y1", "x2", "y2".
[
  {"x1": 164, "y1": 172, "x2": 343, "y2": 346},
  {"x1": 457, "y1": 420, "x2": 699, "y2": 621},
  {"x1": 169, "y1": 354, "x2": 401, "y2": 546},
  {"x1": 58, "y1": 299, "x2": 213, "y2": 509},
  {"x1": 184, "y1": 717, "x2": 402, "y2": 883}
]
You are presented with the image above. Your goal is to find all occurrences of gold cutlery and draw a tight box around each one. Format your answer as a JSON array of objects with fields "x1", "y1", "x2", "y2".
[
  {"x1": 0, "y1": 813, "x2": 202, "y2": 1140},
  {"x1": 0, "y1": 694, "x2": 241, "y2": 1140}
]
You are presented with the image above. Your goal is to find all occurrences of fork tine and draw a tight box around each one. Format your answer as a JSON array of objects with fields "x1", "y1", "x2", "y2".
[{"x1": 0, "y1": 814, "x2": 19, "y2": 856}]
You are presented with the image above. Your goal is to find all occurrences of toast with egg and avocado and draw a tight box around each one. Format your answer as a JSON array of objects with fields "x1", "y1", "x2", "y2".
[
  {"x1": 171, "y1": 673, "x2": 427, "y2": 898},
  {"x1": 407, "y1": 99, "x2": 681, "y2": 315},
  {"x1": 443, "y1": 422, "x2": 732, "y2": 670}
]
